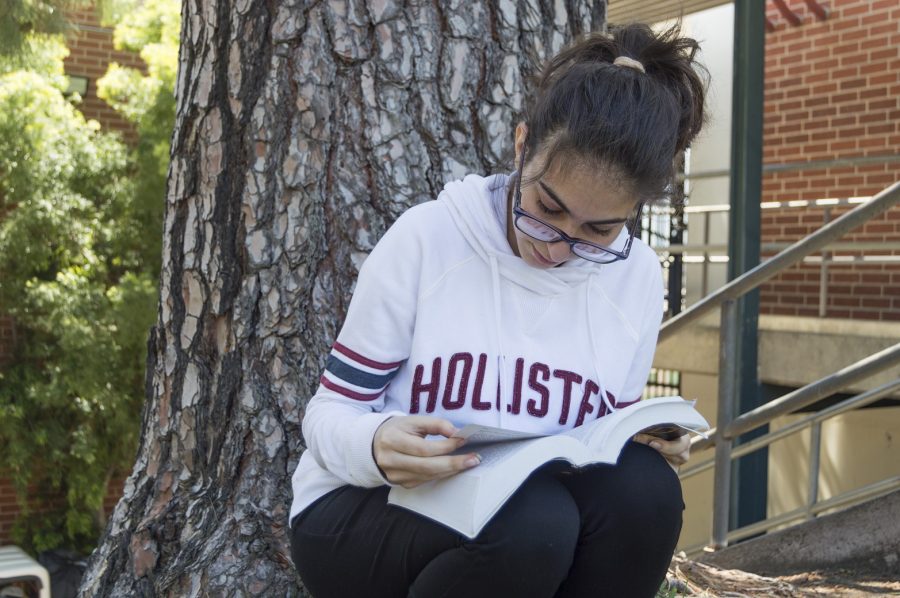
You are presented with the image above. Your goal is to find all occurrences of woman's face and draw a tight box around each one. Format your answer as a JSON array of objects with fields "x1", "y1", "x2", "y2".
[{"x1": 508, "y1": 155, "x2": 640, "y2": 269}]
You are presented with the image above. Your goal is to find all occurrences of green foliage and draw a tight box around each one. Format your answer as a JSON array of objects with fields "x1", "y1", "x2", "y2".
[
  {"x1": 0, "y1": 0, "x2": 125, "y2": 57},
  {"x1": 0, "y1": 0, "x2": 72, "y2": 57},
  {"x1": 656, "y1": 582, "x2": 680, "y2": 598},
  {"x1": 0, "y1": 1, "x2": 176, "y2": 551},
  {"x1": 97, "y1": 0, "x2": 179, "y2": 280},
  {"x1": 0, "y1": 33, "x2": 68, "y2": 87}
]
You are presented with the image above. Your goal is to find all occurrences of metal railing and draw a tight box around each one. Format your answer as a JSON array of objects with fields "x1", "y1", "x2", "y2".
[
  {"x1": 654, "y1": 153, "x2": 900, "y2": 315},
  {"x1": 657, "y1": 180, "x2": 900, "y2": 551},
  {"x1": 660, "y1": 197, "x2": 900, "y2": 309},
  {"x1": 677, "y1": 153, "x2": 900, "y2": 182}
]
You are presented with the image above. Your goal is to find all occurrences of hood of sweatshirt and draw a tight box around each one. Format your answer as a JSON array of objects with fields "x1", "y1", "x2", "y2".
[
  {"x1": 438, "y1": 173, "x2": 616, "y2": 296},
  {"x1": 438, "y1": 173, "x2": 636, "y2": 416}
]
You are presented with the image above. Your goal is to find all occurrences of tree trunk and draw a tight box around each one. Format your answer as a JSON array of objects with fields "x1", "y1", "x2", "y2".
[{"x1": 78, "y1": 0, "x2": 606, "y2": 595}]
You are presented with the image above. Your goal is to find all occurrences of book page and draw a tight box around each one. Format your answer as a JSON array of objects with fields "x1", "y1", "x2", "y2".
[
  {"x1": 560, "y1": 397, "x2": 705, "y2": 446},
  {"x1": 458, "y1": 439, "x2": 531, "y2": 467},
  {"x1": 452, "y1": 424, "x2": 546, "y2": 444},
  {"x1": 579, "y1": 397, "x2": 709, "y2": 459}
]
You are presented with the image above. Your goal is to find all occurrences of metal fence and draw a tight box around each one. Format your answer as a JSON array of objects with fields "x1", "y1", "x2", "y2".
[
  {"x1": 642, "y1": 153, "x2": 900, "y2": 318},
  {"x1": 654, "y1": 180, "x2": 900, "y2": 551}
]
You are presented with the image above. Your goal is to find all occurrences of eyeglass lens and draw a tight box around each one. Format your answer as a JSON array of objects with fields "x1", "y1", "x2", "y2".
[
  {"x1": 516, "y1": 213, "x2": 631, "y2": 254},
  {"x1": 515, "y1": 215, "x2": 558, "y2": 242}
]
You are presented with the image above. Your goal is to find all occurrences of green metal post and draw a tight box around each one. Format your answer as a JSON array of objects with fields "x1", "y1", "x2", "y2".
[{"x1": 727, "y1": 0, "x2": 766, "y2": 533}]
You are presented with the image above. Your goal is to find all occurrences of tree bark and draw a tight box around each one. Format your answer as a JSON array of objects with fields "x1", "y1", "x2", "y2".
[{"x1": 79, "y1": 0, "x2": 606, "y2": 595}]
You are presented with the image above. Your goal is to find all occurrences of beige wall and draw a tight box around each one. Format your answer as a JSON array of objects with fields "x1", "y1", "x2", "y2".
[
  {"x1": 768, "y1": 409, "x2": 900, "y2": 519},
  {"x1": 677, "y1": 372, "x2": 718, "y2": 551}
]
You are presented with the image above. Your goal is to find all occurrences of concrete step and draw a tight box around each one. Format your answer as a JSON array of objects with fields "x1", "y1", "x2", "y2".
[{"x1": 697, "y1": 489, "x2": 900, "y2": 577}]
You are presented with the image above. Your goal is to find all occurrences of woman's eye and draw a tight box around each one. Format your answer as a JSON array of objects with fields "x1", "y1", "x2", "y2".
[
  {"x1": 590, "y1": 227, "x2": 614, "y2": 237},
  {"x1": 536, "y1": 198, "x2": 562, "y2": 216}
]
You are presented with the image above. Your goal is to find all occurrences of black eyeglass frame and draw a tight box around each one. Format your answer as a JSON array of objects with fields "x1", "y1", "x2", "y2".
[{"x1": 511, "y1": 151, "x2": 644, "y2": 264}]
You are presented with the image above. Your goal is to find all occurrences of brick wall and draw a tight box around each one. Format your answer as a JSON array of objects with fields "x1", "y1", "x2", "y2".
[
  {"x1": 62, "y1": 6, "x2": 144, "y2": 144},
  {"x1": 760, "y1": 0, "x2": 900, "y2": 320},
  {"x1": 0, "y1": 4, "x2": 139, "y2": 546}
]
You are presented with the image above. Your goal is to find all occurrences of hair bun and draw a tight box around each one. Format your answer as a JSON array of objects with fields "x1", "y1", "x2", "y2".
[{"x1": 522, "y1": 22, "x2": 708, "y2": 206}]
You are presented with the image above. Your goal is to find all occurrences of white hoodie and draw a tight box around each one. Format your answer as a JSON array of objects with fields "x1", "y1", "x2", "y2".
[{"x1": 289, "y1": 173, "x2": 664, "y2": 524}]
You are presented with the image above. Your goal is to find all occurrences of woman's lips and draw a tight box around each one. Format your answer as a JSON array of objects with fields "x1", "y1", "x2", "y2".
[{"x1": 531, "y1": 246, "x2": 560, "y2": 267}]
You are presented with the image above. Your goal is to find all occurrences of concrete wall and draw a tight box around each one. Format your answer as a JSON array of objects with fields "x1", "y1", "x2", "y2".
[
  {"x1": 768, "y1": 409, "x2": 900, "y2": 523},
  {"x1": 677, "y1": 371, "x2": 719, "y2": 551}
]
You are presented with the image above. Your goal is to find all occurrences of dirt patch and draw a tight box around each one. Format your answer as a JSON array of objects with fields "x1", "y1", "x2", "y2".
[{"x1": 778, "y1": 569, "x2": 900, "y2": 597}]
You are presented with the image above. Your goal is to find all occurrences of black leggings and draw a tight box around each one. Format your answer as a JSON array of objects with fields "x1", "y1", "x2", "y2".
[{"x1": 290, "y1": 441, "x2": 683, "y2": 598}]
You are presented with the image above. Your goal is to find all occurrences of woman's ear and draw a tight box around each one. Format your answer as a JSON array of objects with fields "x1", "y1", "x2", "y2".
[{"x1": 514, "y1": 123, "x2": 528, "y2": 166}]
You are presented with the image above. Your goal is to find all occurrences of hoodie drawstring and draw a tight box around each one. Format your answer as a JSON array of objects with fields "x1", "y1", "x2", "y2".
[{"x1": 490, "y1": 254, "x2": 507, "y2": 426}]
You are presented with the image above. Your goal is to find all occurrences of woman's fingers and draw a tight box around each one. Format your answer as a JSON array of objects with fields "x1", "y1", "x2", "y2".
[
  {"x1": 633, "y1": 432, "x2": 691, "y2": 467},
  {"x1": 377, "y1": 416, "x2": 465, "y2": 457},
  {"x1": 382, "y1": 429, "x2": 464, "y2": 457},
  {"x1": 633, "y1": 432, "x2": 689, "y2": 453},
  {"x1": 373, "y1": 415, "x2": 480, "y2": 486},
  {"x1": 381, "y1": 452, "x2": 481, "y2": 488},
  {"x1": 404, "y1": 415, "x2": 459, "y2": 439}
]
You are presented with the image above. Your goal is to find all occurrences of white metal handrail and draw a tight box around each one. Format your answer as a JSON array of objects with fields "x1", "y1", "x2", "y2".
[
  {"x1": 678, "y1": 153, "x2": 900, "y2": 181},
  {"x1": 660, "y1": 181, "x2": 900, "y2": 342},
  {"x1": 658, "y1": 193, "x2": 900, "y2": 307}
]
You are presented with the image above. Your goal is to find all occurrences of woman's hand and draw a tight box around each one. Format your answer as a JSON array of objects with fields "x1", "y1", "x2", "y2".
[
  {"x1": 373, "y1": 416, "x2": 481, "y2": 488},
  {"x1": 633, "y1": 432, "x2": 691, "y2": 471}
]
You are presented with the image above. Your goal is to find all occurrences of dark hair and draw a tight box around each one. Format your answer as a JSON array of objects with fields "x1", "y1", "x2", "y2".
[{"x1": 521, "y1": 22, "x2": 708, "y2": 205}]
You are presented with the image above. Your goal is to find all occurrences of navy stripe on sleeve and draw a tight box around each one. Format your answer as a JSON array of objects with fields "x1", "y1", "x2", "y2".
[{"x1": 325, "y1": 355, "x2": 398, "y2": 390}]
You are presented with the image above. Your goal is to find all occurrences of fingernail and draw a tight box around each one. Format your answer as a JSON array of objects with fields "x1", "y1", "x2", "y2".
[
  {"x1": 464, "y1": 454, "x2": 481, "y2": 467},
  {"x1": 650, "y1": 442, "x2": 662, "y2": 450}
]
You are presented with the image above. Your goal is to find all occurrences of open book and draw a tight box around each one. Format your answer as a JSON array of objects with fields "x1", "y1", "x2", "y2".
[{"x1": 387, "y1": 396, "x2": 710, "y2": 538}]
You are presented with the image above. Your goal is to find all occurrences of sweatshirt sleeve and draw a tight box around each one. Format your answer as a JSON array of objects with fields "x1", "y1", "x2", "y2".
[
  {"x1": 617, "y1": 262, "x2": 665, "y2": 405},
  {"x1": 302, "y1": 207, "x2": 426, "y2": 487}
]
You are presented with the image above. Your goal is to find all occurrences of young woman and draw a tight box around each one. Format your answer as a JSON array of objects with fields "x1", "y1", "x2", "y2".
[{"x1": 289, "y1": 22, "x2": 707, "y2": 598}]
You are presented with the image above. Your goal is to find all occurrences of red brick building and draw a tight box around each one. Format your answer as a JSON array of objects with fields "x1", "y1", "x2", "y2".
[{"x1": 759, "y1": 0, "x2": 900, "y2": 320}]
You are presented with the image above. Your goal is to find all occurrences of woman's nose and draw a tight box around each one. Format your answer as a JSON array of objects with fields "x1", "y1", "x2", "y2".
[{"x1": 547, "y1": 240, "x2": 572, "y2": 262}]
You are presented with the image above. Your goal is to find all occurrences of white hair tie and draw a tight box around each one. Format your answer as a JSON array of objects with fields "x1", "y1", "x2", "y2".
[{"x1": 613, "y1": 56, "x2": 645, "y2": 73}]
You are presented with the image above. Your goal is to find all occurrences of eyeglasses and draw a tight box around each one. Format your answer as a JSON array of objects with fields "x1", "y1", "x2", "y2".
[{"x1": 512, "y1": 151, "x2": 644, "y2": 264}]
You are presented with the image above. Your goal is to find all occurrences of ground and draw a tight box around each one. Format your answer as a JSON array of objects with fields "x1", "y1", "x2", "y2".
[{"x1": 663, "y1": 555, "x2": 900, "y2": 597}]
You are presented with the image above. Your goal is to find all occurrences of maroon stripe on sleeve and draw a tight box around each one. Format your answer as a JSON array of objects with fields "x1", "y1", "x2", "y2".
[
  {"x1": 333, "y1": 342, "x2": 403, "y2": 371},
  {"x1": 320, "y1": 375, "x2": 383, "y2": 402}
]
